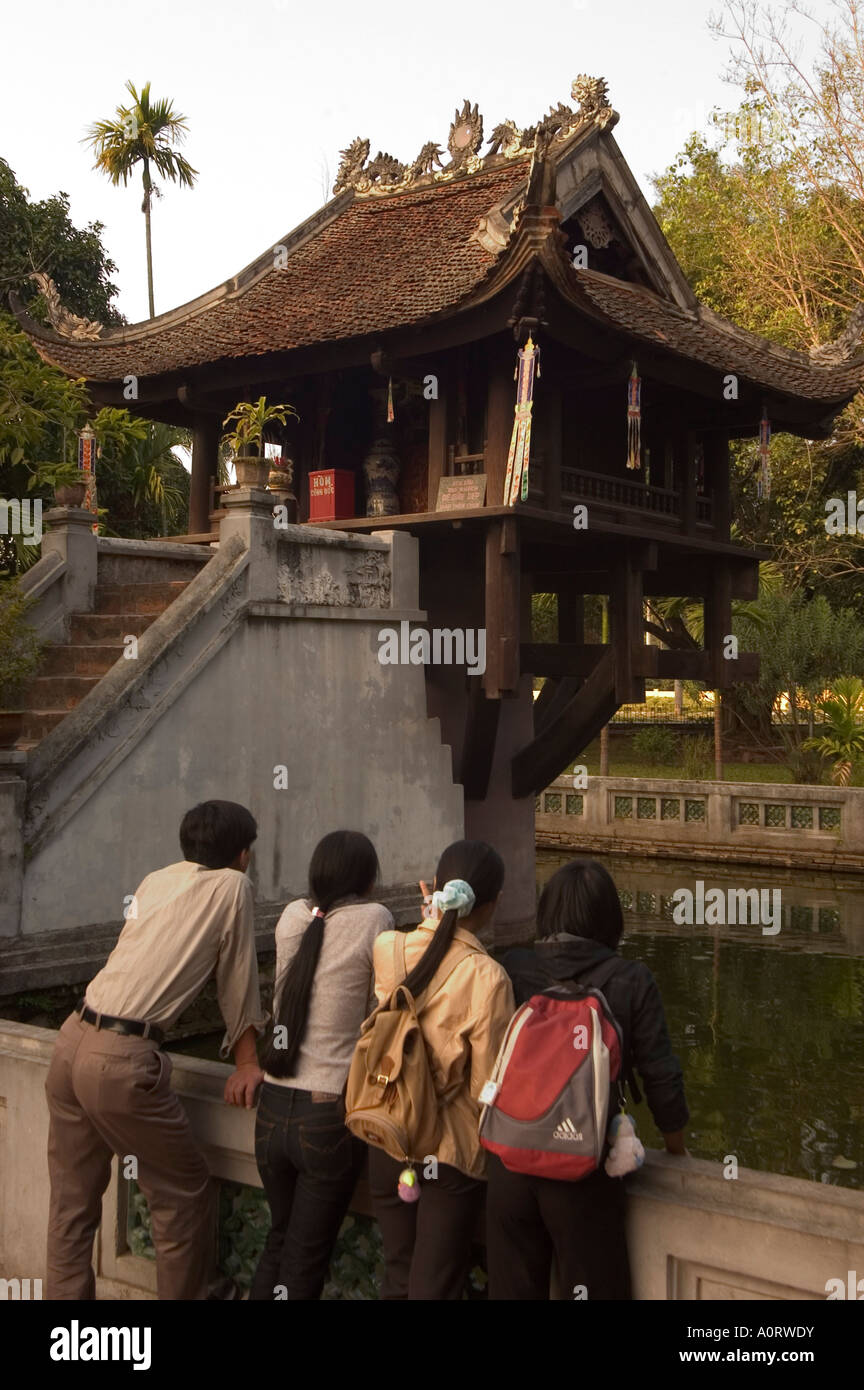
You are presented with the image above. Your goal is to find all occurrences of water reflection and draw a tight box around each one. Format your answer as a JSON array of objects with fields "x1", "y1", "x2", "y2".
[{"x1": 537, "y1": 851, "x2": 864, "y2": 1190}]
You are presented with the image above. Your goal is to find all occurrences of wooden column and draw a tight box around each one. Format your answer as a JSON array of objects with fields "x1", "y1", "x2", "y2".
[
  {"x1": 609, "y1": 545, "x2": 645, "y2": 704},
  {"x1": 484, "y1": 517, "x2": 520, "y2": 699},
  {"x1": 557, "y1": 574, "x2": 584, "y2": 646},
  {"x1": 704, "y1": 560, "x2": 734, "y2": 689},
  {"x1": 538, "y1": 381, "x2": 562, "y2": 514},
  {"x1": 427, "y1": 364, "x2": 449, "y2": 511},
  {"x1": 485, "y1": 346, "x2": 515, "y2": 507},
  {"x1": 189, "y1": 416, "x2": 221, "y2": 535},
  {"x1": 677, "y1": 429, "x2": 698, "y2": 534},
  {"x1": 704, "y1": 431, "x2": 731, "y2": 540}
]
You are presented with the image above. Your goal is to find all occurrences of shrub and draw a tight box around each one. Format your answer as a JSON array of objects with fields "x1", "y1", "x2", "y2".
[
  {"x1": 681, "y1": 734, "x2": 713, "y2": 780},
  {"x1": 631, "y1": 727, "x2": 678, "y2": 765},
  {"x1": 0, "y1": 579, "x2": 41, "y2": 707}
]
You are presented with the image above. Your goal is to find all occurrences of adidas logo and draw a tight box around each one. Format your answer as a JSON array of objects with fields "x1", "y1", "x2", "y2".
[{"x1": 553, "y1": 1118, "x2": 583, "y2": 1142}]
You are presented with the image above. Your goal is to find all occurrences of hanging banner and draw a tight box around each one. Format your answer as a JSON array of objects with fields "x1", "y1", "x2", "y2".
[
  {"x1": 626, "y1": 361, "x2": 642, "y2": 470},
  {"x1": 758, "y1": 409, "x2": 771, "y2": 500},
  {"x1": 503, "y1": 336, "x2": 540, "y2": 506}
]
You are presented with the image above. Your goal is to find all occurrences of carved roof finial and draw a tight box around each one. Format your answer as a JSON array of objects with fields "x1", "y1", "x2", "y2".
[{"x1": 28, "y1": 272, "x2": 103, "y2": 340}]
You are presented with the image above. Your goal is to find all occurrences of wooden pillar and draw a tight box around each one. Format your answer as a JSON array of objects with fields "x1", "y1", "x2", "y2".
[
  {"x1": 484, "y1": 517, "x2": 520, "y2": 699},
  {"x1": 704, "y1": 431, "x2": 731, "y2": 540},
  {"x1": 189, "y1": 416, "x2": 221, "y2": 535},
  {"x1": 557, "y1": 574, "x2": 584, "y2": 645},
  {"x1": 704, "y1": 560, "x2": 734, "y2": 689},
  {"x1": 538, "y1": 381, "x2": 562, "y2": 513},
  {"x1": 427, "y1": 364, "x2": 449, "y2": 511},
  {"x1": 609, "y1": 545, "x2": 645, "y2": 704},
  {"x1": 485, "y1": 346, "x2": 515, "y2": 507},
  {"x1": 677, "y1": 429, "x2": 698, "y2": 534}
]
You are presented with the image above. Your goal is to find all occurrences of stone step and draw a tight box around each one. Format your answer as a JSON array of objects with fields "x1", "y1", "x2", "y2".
[
  {"x1": 19, "y1": 710, "x2": 67, "y2": 740},
  {"x1": 94, "y1": 581, "x2": 189, "y2": 615},
  {"x1": 40, "y1": 644, "x2": 126, "y2": 677},
  {"x1": 24, "y1": 675, "x2": 101, "y2": 710},
  {"x1": 69, "y1": 613, "x2": 154, "y2": 643}
]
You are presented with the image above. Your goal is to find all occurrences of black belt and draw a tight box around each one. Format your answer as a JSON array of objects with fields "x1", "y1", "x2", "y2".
[{"x1": 77, "y1": 998, "x2": 164, "y2": 1044}]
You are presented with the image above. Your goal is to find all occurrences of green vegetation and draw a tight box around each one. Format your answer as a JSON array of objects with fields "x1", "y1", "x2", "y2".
[
  {"x1": 0, "y1": 580, "x2": 40, "y2": 707},
  {"x1": 85, "y1": 81, "x2": 196, "y2": 319}
]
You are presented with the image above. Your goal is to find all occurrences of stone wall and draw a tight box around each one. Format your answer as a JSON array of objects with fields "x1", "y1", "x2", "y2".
[
  {"x1": 536, "y1": 775, "x2": 864, "y2": 872},
  {"x1": 2, "y1": 1021, "x2": 862, "y2": 1300}
]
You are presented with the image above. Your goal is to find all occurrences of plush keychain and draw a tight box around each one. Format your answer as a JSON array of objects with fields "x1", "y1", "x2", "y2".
[
  {"x1": 397, "y1": 1166, "x2": 420, "y2": 1202},
  {"x1": 604, "y1": 1112, "x2": 645, "y2": 1178}
]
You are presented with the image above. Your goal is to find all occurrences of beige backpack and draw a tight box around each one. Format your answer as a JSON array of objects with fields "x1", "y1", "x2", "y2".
[{"x1": 345, "y1": 933, "x2": 474, "y2": 1163}]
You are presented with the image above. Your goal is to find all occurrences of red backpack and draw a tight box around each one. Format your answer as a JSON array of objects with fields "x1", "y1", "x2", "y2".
[{"x1": 478, "y1": 984, "x2": 623, "y2": 1181}]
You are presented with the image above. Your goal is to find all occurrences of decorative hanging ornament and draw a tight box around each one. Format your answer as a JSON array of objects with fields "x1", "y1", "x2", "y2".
[
  {"x1": 397, "y1": 1166, "x2": 420, "y2": 1203},
  {"x1": 758, "y1": 408, "x2": 771, "y2": 500},
  {"x1": 386, "y1": 376, "x2": 395, "y2": 424},
  {"x1": 503, "y1": 336, "x2": 541, "y2": 506},
  {"x1": 626, "y1": 361, "x2": 642, "y2": 471}
]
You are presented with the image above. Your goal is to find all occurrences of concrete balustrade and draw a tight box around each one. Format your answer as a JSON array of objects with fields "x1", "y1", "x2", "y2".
[
  {"x1": 2, "y1": 1020, "x2": 862, "y2": 1301},
  {"x1": 536, "y1": 775, "x2": 864, "y2": 872}
]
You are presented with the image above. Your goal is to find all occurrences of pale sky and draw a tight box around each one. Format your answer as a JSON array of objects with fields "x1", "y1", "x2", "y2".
[{"x1": 2, "y1": 0, "x2": 828, "y2": 325}]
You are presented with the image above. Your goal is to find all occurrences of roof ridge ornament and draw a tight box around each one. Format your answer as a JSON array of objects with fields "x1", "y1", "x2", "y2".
[
  {"x1": 332, "y1": 77, "x2": 615, "y2": 198},
  {"x1": 28, "y1": 271, "x2": 103, "y2": 340},
  {"x1": 809, "y1": 302, "x2": 864, "y2": 364}
]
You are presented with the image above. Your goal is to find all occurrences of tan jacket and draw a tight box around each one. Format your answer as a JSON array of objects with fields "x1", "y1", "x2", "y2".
[{"x1": 373, "y1": 923, "x2": 515, "y2": 1180}]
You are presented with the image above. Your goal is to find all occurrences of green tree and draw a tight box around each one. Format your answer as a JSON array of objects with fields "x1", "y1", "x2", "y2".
[
  {"x1": 85, "y1": 81, "x2": 197, "y2": 319},
  {"x1": 0, "y1": 157, "x2": 120, "y2": 324}
]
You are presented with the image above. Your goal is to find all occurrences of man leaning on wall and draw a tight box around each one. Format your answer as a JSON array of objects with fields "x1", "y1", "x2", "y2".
[{"x1": 44, "y1": 799, "x2": 268, "y2": 1300}]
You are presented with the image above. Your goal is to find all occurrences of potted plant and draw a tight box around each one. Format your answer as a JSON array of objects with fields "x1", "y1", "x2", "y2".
[
  {"x1": 0, "y1": 580, "x2": 42, "y2": 746},
  {"x1": 223, "y1": 397, "x2": 298, "y2": 488},
  {"x1": 41, "y1": 461, "x2": 88, "y2": 508}
]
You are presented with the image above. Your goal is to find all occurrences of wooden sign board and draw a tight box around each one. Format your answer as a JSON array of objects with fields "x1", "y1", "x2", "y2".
[{"x1": 435, "y1": 473, "x2": 487, "y2": 512}]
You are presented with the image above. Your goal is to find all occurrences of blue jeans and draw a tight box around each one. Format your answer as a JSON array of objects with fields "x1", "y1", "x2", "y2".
[{"x1": 250, "y1": 1082, "x2": 365, "y2": 1301}]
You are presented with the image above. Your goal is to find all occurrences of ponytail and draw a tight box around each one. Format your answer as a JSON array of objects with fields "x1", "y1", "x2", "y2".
[
  {"x1": 263, "y1": 830, "x2": 380, "y2": 1078},
  {"x1": 401, "y1": 840, "x2": 504, "y2": 998}
]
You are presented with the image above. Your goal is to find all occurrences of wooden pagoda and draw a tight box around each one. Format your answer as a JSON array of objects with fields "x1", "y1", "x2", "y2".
[{"x1": 17, "y1": 78, "x2": 864, "y2": 864}]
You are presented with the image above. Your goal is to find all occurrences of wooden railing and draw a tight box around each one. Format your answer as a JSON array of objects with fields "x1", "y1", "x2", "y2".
[{"x1": 560, "y1": 467, "x2": 713, "y2": 527}]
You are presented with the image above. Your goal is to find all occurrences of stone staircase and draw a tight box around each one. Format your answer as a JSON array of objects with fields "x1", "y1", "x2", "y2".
[{"x1": 17, "y1": 580, "x2": 191, "y2": 748}]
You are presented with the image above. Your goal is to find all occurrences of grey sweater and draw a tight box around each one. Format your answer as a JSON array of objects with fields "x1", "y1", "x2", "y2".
[{"x1": 263, "y1": 896, "x2": 394, "y2": 1094}]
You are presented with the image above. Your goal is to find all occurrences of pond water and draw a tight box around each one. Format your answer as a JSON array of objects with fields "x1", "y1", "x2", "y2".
[{"x1": 537, "y1": 850, "x2": 864, "y2": 1191}]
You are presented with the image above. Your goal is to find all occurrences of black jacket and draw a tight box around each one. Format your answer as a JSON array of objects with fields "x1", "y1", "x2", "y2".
[{"x1": 501, "y1": 934, "x2": 689, "y2": 1136}]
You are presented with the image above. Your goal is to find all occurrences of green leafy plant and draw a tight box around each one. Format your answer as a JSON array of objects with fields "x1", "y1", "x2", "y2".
[
  {"x1": 681, "y1": 734, "x2": 713, "y2": 781},
  {"x1": 631, "y1": 727, "x2": 678, "y2": 765},
  {"x1": 804, "y1": 677, "x2": 864, "y2": 786},
  {"x1": 222, "y1": 397, "x2": 298, "y2": 458},
  {"x1": 0, "y1": 580, "x2": 41, "y2": 707}
]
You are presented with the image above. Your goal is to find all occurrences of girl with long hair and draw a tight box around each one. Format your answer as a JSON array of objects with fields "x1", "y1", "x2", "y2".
[
  {"x1": 367, "y1": 838, "x2": 515, "y2": 1300},
  {"x1": 250, "y1": 830, "x2": 392, "y2": 1301},
  {"x1": 485, "y1": 856, "x2": 688, "y2": 1301}
]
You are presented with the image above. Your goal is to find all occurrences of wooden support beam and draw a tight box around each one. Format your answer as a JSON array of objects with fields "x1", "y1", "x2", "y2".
[
  {"x1": 426, "y1": 365, "x2": 449, "y2": 512},
  {"x1": 485, "y1": 346, "x2": 515, "y2": 507},
  {"x1": 704, "y1": 560, "x2": 734, "y2": 689},
  {"x1": 609, "y1": 546, "x2": 645, "y2": 703},
  {"x1": 458, "y1": 681, "x2": 502, "y2": 800},
  {"x1": 189, "y1": 416, "x2": 221, "y2": 535},
  {"x1": 512, "y1": 647, "x2": 618, "y2": 797},
  {"x1": 484, "y1": 517, "x2": 520, "y2": 698},
  {"x1": 533, "y1": 675, "x2": 580, "y2": 735},
  {"x1": 704, "y1": 431, "x2": 731, "y2": 541},
  {"x1": 677, "y1": 429, "x2": 698, "y2": 536}
]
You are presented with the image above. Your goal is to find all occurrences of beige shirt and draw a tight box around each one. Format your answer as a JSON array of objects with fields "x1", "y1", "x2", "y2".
[
  {"x1": 264, "y1": 896, "x2": 393, "y2": 1094},
  {"x1": 373, "y1": 923, "x2": 515, "y2": 1179},
  {"x1": 85, "y1": 860, "x2": 267, "y2": 1057}
]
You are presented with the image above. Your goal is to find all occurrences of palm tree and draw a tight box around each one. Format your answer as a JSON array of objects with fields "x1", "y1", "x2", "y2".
[
  {"x1": 84, "y1": 81, "x2": 196, "y2": 318},
  {"x1": 804, "y1": 677, "x2": 864, "y2": 786}
]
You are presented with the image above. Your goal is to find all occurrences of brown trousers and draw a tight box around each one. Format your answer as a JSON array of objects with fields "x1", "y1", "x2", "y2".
[{"x1": 45, "y1": 1012, "x2": 214, "y2": 1300}]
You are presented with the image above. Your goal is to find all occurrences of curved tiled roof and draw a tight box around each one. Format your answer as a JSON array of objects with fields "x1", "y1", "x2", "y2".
[
  {"x1": 17, "y1": 161, "x2": 531, "y2": 383},
  {"x1": 565, "y1": 269, "x2": 864, "y2": 402}
]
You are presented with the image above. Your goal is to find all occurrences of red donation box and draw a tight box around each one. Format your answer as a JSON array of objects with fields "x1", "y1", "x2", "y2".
[{"x1": 308, "y1": 469, "x2": 355, "y2": 521}]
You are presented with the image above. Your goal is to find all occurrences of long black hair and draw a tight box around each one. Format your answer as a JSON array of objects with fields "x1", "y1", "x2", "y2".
[
  {"x1": 536, "y1": 857, "x2": 624, "y2": 949},
  {"x1": 401, "y1": 839, "x2": 504, "y2": 998},
  {"x1": 263, "y1": 830, "x2": 380, "y2": 1077}
]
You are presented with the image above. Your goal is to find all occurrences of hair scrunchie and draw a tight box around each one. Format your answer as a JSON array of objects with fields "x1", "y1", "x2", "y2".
[
  {"x1": 311, "y1": 906, "x2": 326, "y2": 919},
  {"x1": 431, "y1": 879, "x2": 476, "y2": 919}
]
